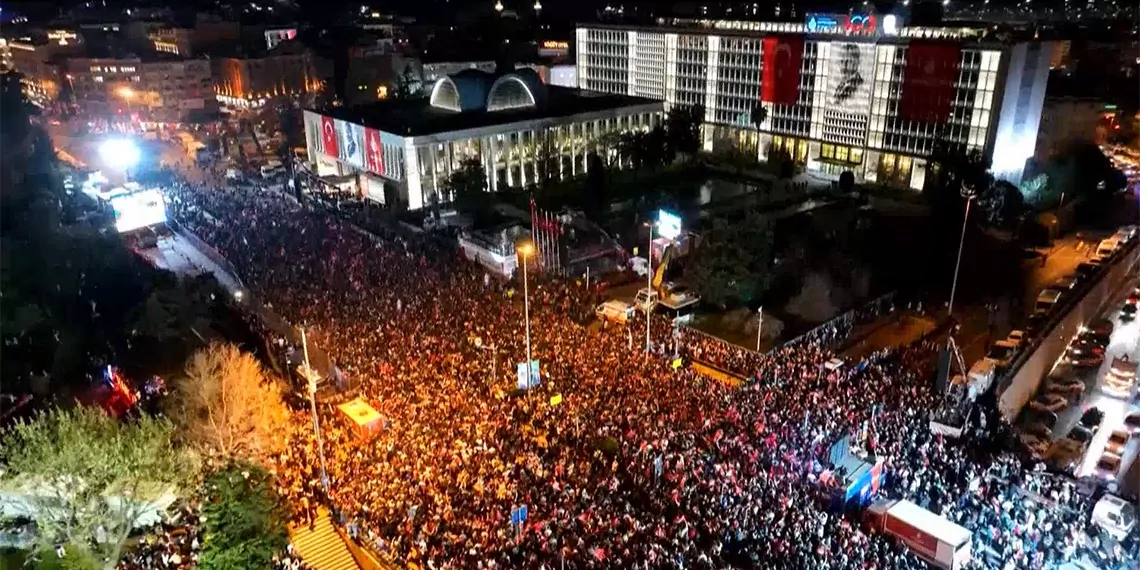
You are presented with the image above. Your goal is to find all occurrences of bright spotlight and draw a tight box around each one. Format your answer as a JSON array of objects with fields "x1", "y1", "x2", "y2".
[{"x1": 99, "y1": 138, "x2": 141, "y2": 172}]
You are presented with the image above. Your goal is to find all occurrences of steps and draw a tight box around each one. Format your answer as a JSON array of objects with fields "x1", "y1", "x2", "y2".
[{"x1": 288, "y1": 508, "x2": 361, "y2": 570}]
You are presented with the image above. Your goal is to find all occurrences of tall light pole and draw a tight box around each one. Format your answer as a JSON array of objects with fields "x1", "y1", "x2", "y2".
[
  {"x1": 518, "y1": 242, "x2": 534, "y2": 388},
  {"x1": 645, "y1": 223, "x2": 654, "y2": 354},
  {"x1": 299, "y1": 327, "x2": 330, "y2": 496},
  {"x1": 755, "y1": 306, "x2": 764, "y2": 352},
  {"x1": 948, "y1": 187, "x2": 977, "y2": 319}
]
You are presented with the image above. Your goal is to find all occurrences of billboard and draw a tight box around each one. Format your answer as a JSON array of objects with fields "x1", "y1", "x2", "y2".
[
  {"x1": 339, "y1": 120, "x2": 365, "y2": 168},
  {"x1": 826, "y1": 42, "x2": 874, "y2": 113},
  {"x1": 111, "y1": 189, "x2": 167, "y2": 233}
]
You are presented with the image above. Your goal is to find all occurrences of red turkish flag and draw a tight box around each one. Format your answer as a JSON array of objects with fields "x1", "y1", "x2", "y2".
[
  {"x1": 320, "y1": 115, "x2": 339, "y2": 158},
  {"x1": 899, "y1": 42, "x2": 962, "y2": 123},
  {"x1": 760, "y1": 36, "x2": 804, "y2": 106},
  {"x1": 364, "y1": 127, "x2": 384, "y2": 175}
]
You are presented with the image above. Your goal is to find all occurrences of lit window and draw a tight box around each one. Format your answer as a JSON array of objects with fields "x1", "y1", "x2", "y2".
[{"x1": 93, "y1": 76, "x2": 104, "y2": 83}]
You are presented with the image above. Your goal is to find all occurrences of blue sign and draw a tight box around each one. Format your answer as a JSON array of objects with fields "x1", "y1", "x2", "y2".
[
  {"x1": 805, "y1": 13, "x2": 839, "y2": 33},
  {"x1": 510, "y1": 504, "x2": 529, "y2": 526}
]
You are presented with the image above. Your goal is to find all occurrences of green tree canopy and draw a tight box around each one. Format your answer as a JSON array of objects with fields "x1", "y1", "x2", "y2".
[
  {"x1": 0, "y1": 407, "x2": 192, "y2": 570},
  {"x1": 444, "y1": 157, "x2": 489, "y2": 214},
  {"x1": 197, "y1": 463, "x2": 289, "y2": 570},
  {"x1": 688, "y1": 210, "x2": 775, "y2": 308}
]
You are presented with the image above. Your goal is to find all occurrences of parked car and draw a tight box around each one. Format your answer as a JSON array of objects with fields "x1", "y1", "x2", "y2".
[
  {"x1": 1044, "y1": 370, "x2": 1085, "y2": 398},
  {"x1": 1106, "y1": 356, "x2": 1137, "y2": 396},
  {"x1": 1091, "y1": 495, "x2": 1137, "y2": 541},
  {"x1": 984, "y1": 341, "x2": 1019, "y2": 367},
  {"x1": 1006, "y1": 329, "x2": 1026, "y2": 348},
  {"x1": 1087, "y1": 319, "x2": 1115, "y2": 338},
  {"x1": 1080, "y1": 407, "x2": 1105, "y2": 433},
  {"x1": 1077, "y1": 327, "x2": 1111, "y2": 347},
  {"x1": 1029, "y1": 393, "x2": 1071, "y2": 413},
  {"x1": 1021, "y1": 424, "x2": 1053, "y2": 457},
  {"x1": 1067, "y1": 349, "x2": 1105, "y2": 368},
  {"x1": 1121, "y1": 302, "x2": 1137, "y2": 322},
  {"x1": 1025, "y1": 312, "x2": 1051, "y2": 337},
  {"x1": 1123, "y1": 411, "x2": 1140, "y2": 435},
  {"x1": 1094, "y1": 452, "x2": 1123, "y2": 481},
  {"x1": 1105, "y1": 429, "x2": 1131, "y2": 456}
]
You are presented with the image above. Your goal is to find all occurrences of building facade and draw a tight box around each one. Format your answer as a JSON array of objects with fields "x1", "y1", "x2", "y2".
[
  {"x1": 302, "y1": 69, "x2": 663, "y2": 210},
  {"x1": 575, "y1": 15, "x2": 1052, "y2": 187},
  {"x1": 66, "y1": 56, "x2": 213, "y2": 125},
  {"x1": 213, "y1": 46, "x2": 322, "y2": 110}
]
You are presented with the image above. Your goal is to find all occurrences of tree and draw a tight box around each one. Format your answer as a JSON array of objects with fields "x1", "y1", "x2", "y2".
[
  {"x1": 535, "y1": 135, "x2": 561, "y2": 187},
  {"x1": 838, "y1": 170, "x2": 856, "y2": 194},
  {"x1": 582, "y1": 152, "x2": 608, "y2": 221},
  {"x1": 168, "y1": 342, "x2": 290, "y2": 463},
  {"x1": 750, "y1": 104, "x2": 768, "y2": 131},
  {"x1": 0, "y1": 407, "x2": 190, "y2": 570},
  {"x1": 978, "y1": 180, "x2": 1025, "y2": 227},
  {"x1": 197, "y1": 463, "x2": 289, "y2": 570},
  {"x1": 444, "y1": 157, "x2": 489, "y2": 215},
  {"x1": 665, "y1": 104, "x2": 704, "y2": 160},
  {"x1": 688, "y1": 210, "x2": 775, "y2": 308}
]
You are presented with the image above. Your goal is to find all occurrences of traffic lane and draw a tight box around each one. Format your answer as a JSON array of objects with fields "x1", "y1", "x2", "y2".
[{"x1": 1072, "y1": 291, "x2": 1140, "y2": 479}]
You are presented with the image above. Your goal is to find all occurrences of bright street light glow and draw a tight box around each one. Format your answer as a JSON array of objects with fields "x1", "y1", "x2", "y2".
[
  {"x1": 99, "y1": 138, "x2": 141, "y2": 172},
  {"x1": 117, "y1": 86, "x2": 135, "y2": 99},
  {"x1": 518, "y1": 242, "x2": 534, "y2": 256}
]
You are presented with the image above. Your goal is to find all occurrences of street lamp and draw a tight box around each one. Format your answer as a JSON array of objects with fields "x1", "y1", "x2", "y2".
[
  {"x1": 99, "y1": 137, "x2": 140, "y2": 180},
  {"x1": 947, "y1": 186, "x2": 977, "y2": 318},
  {"x1": 518, "y1": 241, "x2": 534, "y2": 388},
  {"x1": 645, "y1": 222, "x2": 656, "y2": 354},
  {"x1": 299, "y1": 327, "x2": 330, "y2": 496},
  {"x1": 116, "y1": 86, "x2": 136, "y2": 120}
]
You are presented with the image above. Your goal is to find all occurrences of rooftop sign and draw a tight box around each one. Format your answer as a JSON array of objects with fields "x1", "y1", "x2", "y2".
[{"x1": 805, "y1": 13, "x2": 899, "y2": 37}]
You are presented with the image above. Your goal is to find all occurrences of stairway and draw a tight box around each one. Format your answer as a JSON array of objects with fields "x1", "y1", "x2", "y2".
[{"x1": 288, "y1": 508, "x2": 361, "y2": 570}]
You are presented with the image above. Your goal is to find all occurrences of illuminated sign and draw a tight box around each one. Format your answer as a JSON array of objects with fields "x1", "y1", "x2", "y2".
[
  {"x1": 657, "y1": 210, "x2": 682, "y2": 240},
  {"x1": 539, "y1": 40, "x2": 570, "y2": 57},
  {"x1": 805, "y1": 13, "x2": 889, "y2": 36}
]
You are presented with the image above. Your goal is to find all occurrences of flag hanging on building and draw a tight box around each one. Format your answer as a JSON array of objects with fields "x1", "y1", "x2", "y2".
[
  {"x1": 760, "y1": 35, "x2": 804, "y2": 106},
  {"x1": 364, "y1": 127, "x2": 384, "y2": 175},
  {"x1": 320, "y1": 115, "x2": 339, "y2": 159},
  {"x1": 899, "y1": 41, "x2": 962, "y2": 123}
]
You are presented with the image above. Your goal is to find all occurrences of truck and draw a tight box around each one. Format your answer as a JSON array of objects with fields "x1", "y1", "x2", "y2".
[{"x1": 865, "y1": 499, "x2": 972, "y2": 570}]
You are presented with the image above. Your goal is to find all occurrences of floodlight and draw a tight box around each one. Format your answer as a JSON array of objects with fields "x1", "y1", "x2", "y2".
[{"x1": 99, "y1": 138, "x2": 141, "y2": 172}]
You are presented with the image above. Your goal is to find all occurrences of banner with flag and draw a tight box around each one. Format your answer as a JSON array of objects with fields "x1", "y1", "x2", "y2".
[
  {"x1": 320, "y1": 115, "x2": 339, "y2": 159},
  {"x1": 339, "y1": 121, "x2": 365, "y2": 168},
  {"x1": 899, "y1": 41, "x2": 962, "y2": 123},
  {"x1": 529, "y1": 196, "x2": 563, "y2": 272},
  {"x1": 364, "y1": 127, "x2": 384, "y2": 175},
  {"x1": 760, "y1": 35, "x2": 804, "y2": 106}
]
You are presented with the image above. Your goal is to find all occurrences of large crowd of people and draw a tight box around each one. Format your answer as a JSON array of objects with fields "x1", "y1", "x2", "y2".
[{"x1": 159, "y1": 176, "x2": 1134, "y2": 570}]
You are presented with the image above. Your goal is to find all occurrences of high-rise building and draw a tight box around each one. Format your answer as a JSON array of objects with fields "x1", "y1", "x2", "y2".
[{"x1": 575, "y1": 14, "x2": 1053, "y2": 187}]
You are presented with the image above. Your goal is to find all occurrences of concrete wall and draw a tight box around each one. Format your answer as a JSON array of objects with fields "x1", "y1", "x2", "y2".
[{"x1": 999, "y1": 242, "x2": 1140, "y2": 420}]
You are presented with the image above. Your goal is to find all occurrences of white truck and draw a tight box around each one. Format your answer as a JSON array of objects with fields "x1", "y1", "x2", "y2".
[{"x1": 866, "y1": 499, "x2": 972, "y2": 570}]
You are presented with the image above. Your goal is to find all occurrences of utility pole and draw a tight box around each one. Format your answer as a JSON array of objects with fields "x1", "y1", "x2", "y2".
[
  {"x1": 299, "y1": 327, "x2": 330, "y2": 496},
  {"x1": 756, "y1": 306, "x2": 764, "y2": 352}
]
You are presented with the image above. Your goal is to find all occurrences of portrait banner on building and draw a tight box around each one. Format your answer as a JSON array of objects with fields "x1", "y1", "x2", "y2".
[
  {"x1": 339, "y1": 121, "x2": 365, "y2": 168},
  {"x1": 826, "y1": 42, "x2": 875, "y2": 114},
  {"x1": 364, "y1": 127, "x2": 384, "y2": 175},
  {"x1": 320, "y1": 115, "x2": 339, "y2": 159},
  {"x1": 900, "y1": 41, "x2": 962, "y2": 123},
  {"x1": 760, "y1": 35, "x2": 804, "y2": 106}
]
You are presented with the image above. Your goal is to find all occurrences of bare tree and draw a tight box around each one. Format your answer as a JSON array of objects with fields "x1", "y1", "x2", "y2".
[{"x1": 168, "y1": 342, "x2": 290, "y2": 462}]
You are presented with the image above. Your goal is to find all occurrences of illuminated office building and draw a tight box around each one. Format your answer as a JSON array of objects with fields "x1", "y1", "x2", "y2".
[{"x1": 576, "y1": 14, "x2": 1053, "y2": 187}]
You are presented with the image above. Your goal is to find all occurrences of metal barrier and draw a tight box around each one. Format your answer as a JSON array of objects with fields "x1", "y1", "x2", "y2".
[{"x1": 781, "y1": 291, "x2": 897, "y2": 350}]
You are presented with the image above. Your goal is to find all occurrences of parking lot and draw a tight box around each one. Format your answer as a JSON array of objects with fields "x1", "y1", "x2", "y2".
[{"x1": 1021, "y1": 279, "x2": 1140, "y2": 490}]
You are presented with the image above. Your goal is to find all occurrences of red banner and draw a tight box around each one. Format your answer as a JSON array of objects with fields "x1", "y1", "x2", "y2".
[
  {"x1": 900, "y1": 42, "x2": 962, "y2": 123},
  {"x1": 364, "y1": 127, "x2": 384, "y2": 175},
  {"x1": 760, "y1": 36, "x2": 804, "y2": 106},
  {"x1": 320, "y1": 115, "x2": 339, "y2": 158}
]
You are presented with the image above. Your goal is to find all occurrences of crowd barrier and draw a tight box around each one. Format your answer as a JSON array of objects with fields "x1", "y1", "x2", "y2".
[
  {"x1": 997, "y1": 239, "x2": 1140, "y2": 421},
  {"x1": 782, "y1": 291, "x2": 897, "y2": 351}
]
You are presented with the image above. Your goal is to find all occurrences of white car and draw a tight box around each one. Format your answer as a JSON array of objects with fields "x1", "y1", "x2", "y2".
[
  {"x1": 1092, "y1": 495, "x2": 1137, "y2": 541},
  {"x1": 1028, "y1": 393, "x2": 1070, "y2": 414}
]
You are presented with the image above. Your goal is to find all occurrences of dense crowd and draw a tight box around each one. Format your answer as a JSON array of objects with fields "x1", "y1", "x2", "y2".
[{"x1": 160, "y1": 178, "x2": 1134, "y2": 570}]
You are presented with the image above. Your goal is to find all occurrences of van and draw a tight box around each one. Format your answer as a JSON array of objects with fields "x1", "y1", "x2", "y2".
[
  {"x1": 595, "y1": 300, "x2": 635, "y2": 324},
  {"x1": 1034, "y1": 289, "x2": 1063, "y2": 313},
  {"x1": 634, "y1": 288, "x2": 660, "y2": 311},
  {"x1": 1092, "y1": 495, "x2": 1137, "y2": 541}
]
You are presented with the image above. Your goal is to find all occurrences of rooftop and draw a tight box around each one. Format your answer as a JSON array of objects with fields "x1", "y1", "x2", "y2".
[{"x1": 312, "y1": 84, "x2": 660, "y2": 138}]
